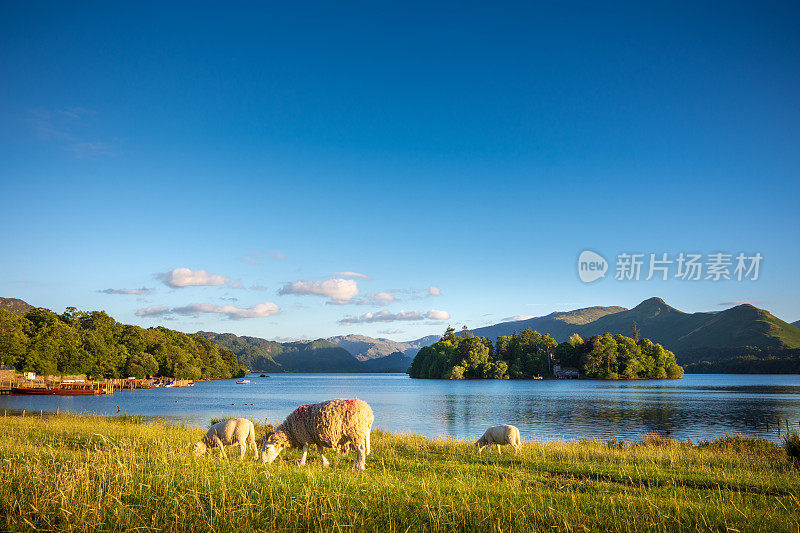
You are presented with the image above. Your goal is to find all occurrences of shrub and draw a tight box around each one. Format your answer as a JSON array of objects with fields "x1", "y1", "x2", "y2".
[{"x1": 783, "y1": 428, "x2": 800, "y2": 466}]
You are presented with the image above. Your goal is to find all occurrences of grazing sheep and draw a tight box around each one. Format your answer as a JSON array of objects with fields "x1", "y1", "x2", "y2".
[
  {"x1": 261, "y1": 399, "x2": 374, "y2": 470},
  {"x1": 475, "y1": 424, "x2": 522, "y2": 455},
  {"x1": 192, "y1": 418, "x2": 258, "y2": 460}
]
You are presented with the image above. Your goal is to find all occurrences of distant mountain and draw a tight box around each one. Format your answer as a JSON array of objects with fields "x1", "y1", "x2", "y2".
[
  {"x1": 360, "y1": 351, "x2": 414, "y2": 372},
  {"x1": 0, "y1": 297, "x2": 35, "y2": 315},
  {"x1": 328, "y1": 334, "x2": 440, "y2": 361},
  {"x1": 468, "y1": 297, "x2": 800, "y2": 366},
  {"x1": 469, "y1": 306, "x2": 627, "y2": 342},
  {"x1": 197, "y1": 331, "x2": 412, "y2": 373},
  {"x1": 197, "y1": 332, "x2": 364, "y2": 372},
  {"x1": 793, "y1": 320, "x2": 800, "y2": 328}
]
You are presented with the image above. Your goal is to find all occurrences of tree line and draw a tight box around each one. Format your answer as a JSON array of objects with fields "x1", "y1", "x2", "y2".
[
  {"x1": 408, "y1": 326, "x2": 684, "y2": 380},
  {"x1": 0, "y1": 307, "x2": 244, "y2": 380}
]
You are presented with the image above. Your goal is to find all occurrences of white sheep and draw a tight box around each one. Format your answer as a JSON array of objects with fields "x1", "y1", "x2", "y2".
[
  {"x1": 192, "y1": 418, "x2": 258, "y2": 460},
  {"x1": 261, "y1": 399, "x2": 374, "y2": 470},
  {"x1": 475, "y1": 424, "x2": 522, "y2": 455}
]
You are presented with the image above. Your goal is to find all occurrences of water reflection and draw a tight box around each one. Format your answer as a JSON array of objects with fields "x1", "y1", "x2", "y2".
[{"x1": 1, "y1": 374, "x2": 799, "y2": 442}]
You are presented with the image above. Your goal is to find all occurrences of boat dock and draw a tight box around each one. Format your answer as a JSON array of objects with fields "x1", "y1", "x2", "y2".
[{"x1": 0, "y1": 370, "x2": 194, "y2": 395}]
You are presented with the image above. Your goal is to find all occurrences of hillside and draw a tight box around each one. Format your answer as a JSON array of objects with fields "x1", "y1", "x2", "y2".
[
  {"x1": 0, "y1": 297, "x2": 35, "y2": 315},
  {"x1": 468, "y1": 298, "x2": 800, "y2": 367},
  {"x1": 0, "y1": 306, "x2": 243, "y2": 379},
  {"x1": 469, "y1": 306, "x2": 627, "y2": 342},
  {"x1": 328, "y1": 334, "x2": 439, "y2": 361},
  {"x1": 327, "y1": 334, "x2": 415, "y2": 361},
  {"x1": 793, "y1": 320, "x2": 800, "y2": 328},
  {"x1": 197, "y1": 332, "x2": 361, "y2": 372},
  {"x1": 198, "y1": 332, "x2": 411, "y2": 373}
]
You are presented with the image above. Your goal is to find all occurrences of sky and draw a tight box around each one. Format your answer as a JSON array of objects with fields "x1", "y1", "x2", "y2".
[{"x1": 1, "y1": 1, "x2": 799, "y2": 341}]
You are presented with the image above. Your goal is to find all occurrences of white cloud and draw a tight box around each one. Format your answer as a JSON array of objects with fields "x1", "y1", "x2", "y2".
[
  {"x1": 250, "y1": 285, "x2": 269, "y2": 291},
  {"x1": 378, "y1": 329, "x2": 404, "y2": 335},
  {"x1": 229, "y1": 279, "x2": 245, "y2": 290},
  {"x1": 269, "y1": 251, "x2": 286, "y2": 260},
  {"x1": 501, "y1": 314, "x2": 536, "y2": 322},
  {"x1": 156, "y1": 267, "x2": 230, "y2": 288},
  {"x1": 338, "y1": 309, "x2": 449, "y2": 325},
  {"x1": 135, "y1": 306, "x2": 171, "y2": 317},
  {"x1": 366, "y1": 292, "x2": 396, "y2": 305},
  {"x1": 137, "y1": 301, "x2": 280, "y2": 320},
  {"x1": 428, "y1": 286, "x2": 442, "y2": 296},
  {"x1": 427, "y1": 309, "x2": 450, "y2": 320},
  {"x1": 333, "y1": 271, "x2": 370, "y2": 279},
  {"x1": 240, "y1": 253, "x2": 262, "y2": 264},
  {"x1": 279, "y1": 278, "x2": 358, "y2": 301},
  {"x1": 325, "y1": 291, "x2": 396, "y2": 306},
  {"x1": 100, "y1": 287, "x2": 153, "y2": 295}
]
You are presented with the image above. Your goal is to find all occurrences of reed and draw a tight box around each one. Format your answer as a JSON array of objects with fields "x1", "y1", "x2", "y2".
[{"x1": 1, "y1": 414, "x2": 798, "y2": 532}]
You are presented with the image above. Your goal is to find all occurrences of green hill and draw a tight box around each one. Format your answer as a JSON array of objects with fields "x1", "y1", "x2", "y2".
[
  {"x1": 197, "y1": 332, "x2": 365, "y2": 372},
  {"x1": 0, "y1": 306, "x2": 243, "y2": 379},
  {"x1": 470, "y1": 306, "x2": 627, "y2": 341},
  {"x1": 467, "y1": 298, "x2": 800, "y2": 370},
  {"x1": 0, "y1": 297, "x2": 35, "y2": 315}
]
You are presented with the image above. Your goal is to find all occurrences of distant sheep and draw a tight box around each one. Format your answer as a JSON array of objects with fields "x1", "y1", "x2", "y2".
[
  {"x1": 475, "y1": 424, "x2": 521, "y2": 455},
  {"x1": 192, "y1": 418, "x2": 257, "y2": 460},
  {"x1": 261, "y1": 399, "x2": 374, "y2": 470}
]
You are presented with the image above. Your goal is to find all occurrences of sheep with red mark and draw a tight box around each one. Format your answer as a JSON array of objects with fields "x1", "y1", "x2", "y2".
[{"x1": 261, "y1": 399, "x2": 374, "y2": 470}]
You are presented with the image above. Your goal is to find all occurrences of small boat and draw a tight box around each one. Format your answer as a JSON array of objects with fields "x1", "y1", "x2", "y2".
[
  {"x1": 259, "y1": 374, "x2": 267, "y2": 378},
  {"x1": 54, "y1": 382, "x2": 100, "y2": 396},
  {"x1": 164, "y1": 382, "x2": 175, "y2": 388},
  {"x1": 11, "y1": 386, "x2": 56, "y2": 395},
  {"x1": 236, "y1": 379, "x2": 251, "y2": 384}
]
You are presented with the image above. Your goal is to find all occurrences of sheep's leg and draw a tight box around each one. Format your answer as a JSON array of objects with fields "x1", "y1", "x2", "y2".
[
  {"x1": 299, "y1": 443, "x2": 308, "y2": 466},
  {"x1": 212, "y1": 436, "x2": 227, "y2": 459},
  {"x1": 238, "y1": 442, "x2": 246, "y2": 460},
  {"x1": 355, "y1": 443, "x2": 366, "y2": 470},
  {"x1": 317, "y1": 444, "x2": 329, "y2": 467},
  {"x1": 249, "y1": 440, "x2": 258, "y2": 460},
  {"x1": 496, "y1": 444, "x2": 501, "y2": 455},
  {"x1": 366, "y1": 432, "x2": 371, "y2": 456}
]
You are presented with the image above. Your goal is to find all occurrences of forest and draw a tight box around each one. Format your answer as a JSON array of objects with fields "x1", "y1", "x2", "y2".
[
  {"x1": 0, "y1": 307, "x2": 244, "y2": 380},
  {"x1": 408, "y1": 326, "x2": 684, "y2": 380}
]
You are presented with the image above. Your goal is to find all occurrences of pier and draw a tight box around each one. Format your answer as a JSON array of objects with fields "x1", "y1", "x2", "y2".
[{"x1": 0, "y1": 370, "x2": 194, "y2": 395}]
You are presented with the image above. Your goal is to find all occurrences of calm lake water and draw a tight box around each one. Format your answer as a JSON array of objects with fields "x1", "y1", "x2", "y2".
[{"x1": 3, "y1": 373, "x2": 800, "y2": 443}]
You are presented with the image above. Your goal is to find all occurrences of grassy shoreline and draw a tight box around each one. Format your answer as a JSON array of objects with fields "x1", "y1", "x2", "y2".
[{"x1": 1, "y1": 415, "x2": 799, "y2": 532}]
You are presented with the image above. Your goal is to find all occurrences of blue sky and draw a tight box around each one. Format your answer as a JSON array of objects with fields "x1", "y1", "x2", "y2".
[{"x1": 1, "y1": 1, "x2": 798, "y2": 341}]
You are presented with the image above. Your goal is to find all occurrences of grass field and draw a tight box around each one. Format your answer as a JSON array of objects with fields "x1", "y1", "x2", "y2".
[{"x1": 1, "y1": 414, "x2": 799, "y2": 532}]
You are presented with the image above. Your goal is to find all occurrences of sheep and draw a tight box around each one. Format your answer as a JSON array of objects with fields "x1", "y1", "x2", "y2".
[
  {"x1": 261, "y1": 399, "x2": 374, "y2": 470},
  {"x1": 475, "y1": 424, "x2": 522, "y2": 455},
  {"x1": 192, "y1": 418, "x2": 258, "y2": 460}
]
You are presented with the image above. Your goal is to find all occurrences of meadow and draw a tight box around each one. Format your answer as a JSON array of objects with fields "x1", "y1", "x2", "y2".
[{"x1": 1, "y1": 414, "x2": 799, "y2": 532}]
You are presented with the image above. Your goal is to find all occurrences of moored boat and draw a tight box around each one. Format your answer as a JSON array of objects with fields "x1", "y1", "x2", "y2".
[
  {"x1": 54, "y1": 382, "x2": 101, "y2": 395},
  {"x1": 11, "y1": 386, "x2": 56, "y2": 395},
  {"x1": 236, "y1": 379, "x2": 250, "y2": 384}
]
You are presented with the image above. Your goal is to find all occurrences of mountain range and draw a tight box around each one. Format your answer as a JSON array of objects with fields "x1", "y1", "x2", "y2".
[
  {"x1": 195, "y1": 331, "x2": 415, "y2": 373},
  {"x1": 4, "y1": 296, "x2": 800, "y2": 373},
  {"x1": 466, "y1": 297, "x2": 800, "y2": 363}
]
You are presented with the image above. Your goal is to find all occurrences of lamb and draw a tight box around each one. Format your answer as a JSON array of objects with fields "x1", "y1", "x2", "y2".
[
  {"x1": 192, "y1": 418, "x2": 258, "y2": 460},
  {"x1": 475, "y1": 424, "x2": 522, "y2": 455},
  {"x1": 261, "y1": 399, "x2": 374, "y2": 470}
]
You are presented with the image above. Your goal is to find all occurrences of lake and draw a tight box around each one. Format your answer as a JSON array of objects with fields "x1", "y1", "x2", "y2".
[{"x1": 3, "y1": 373, "x2": 800, "y2": 443}]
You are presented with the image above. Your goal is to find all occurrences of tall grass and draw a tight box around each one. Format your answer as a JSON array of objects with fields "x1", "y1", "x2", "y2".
[{"x1": 1, "y1": 414, "x2": 799, "y2": 532}]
